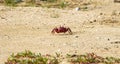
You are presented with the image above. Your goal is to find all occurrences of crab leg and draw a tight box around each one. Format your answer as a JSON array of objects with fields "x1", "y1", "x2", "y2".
[
  {"x1": 51, "y1": 28, "x2": 56, "y2": 34},
  {"x1": 67, "y1": 28, "x2": 72, "y2": 35}
]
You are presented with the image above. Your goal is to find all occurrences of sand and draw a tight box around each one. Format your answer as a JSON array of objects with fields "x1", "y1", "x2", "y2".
[{"x1": 0, "y1": 2, "x2": 120, "y2": 64}]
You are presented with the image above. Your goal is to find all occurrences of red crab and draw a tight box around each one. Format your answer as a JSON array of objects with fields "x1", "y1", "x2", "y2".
[{"x1": 51, "y1": 26, "x2": 72, "y2": 35}]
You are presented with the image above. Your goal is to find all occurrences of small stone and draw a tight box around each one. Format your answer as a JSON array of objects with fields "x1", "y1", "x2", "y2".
[
  {"x1": 71, "y1": 54, "x2": 77, "y2": 57},
  {"x1": 104, "y1": 48, "x2": 109, "y2": 51},
  {"x1": 75, "y1": 50, "x2": 77, "y2": 53},
  {"x1": 75, "y1": 36, "x2": 79, "y2": 38},
  {"x1": 108, "y1": 38, "x2": 110, "y2": 41},
  {"x1": 75, "y1": 7, "x2": 80, "y2": 11},
  {"x1": 37, "y1": 27, "x2": 40, "y2": 29},
  {"x1": 114, "y1": 0, "x2": 120, "y2": 3},
  {"x1": 93, "y1": 20, "x2": 96, "y2": 22},
  {"x1": 100, "y1": 13, "x2": 103, "y2": 15},
  {"x1": 1, "y1": 17, "x2": 5, "y2": 19},
  {"x1": 115, "y1": 41, "x2": 118, "y2": 44},
  {"x1": 90, "y1": 21, "x2": 93, "y2": 23}
]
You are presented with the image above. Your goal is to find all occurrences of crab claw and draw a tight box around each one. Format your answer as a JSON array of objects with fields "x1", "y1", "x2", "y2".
[
  {"x1": 51, "y1": 29, "x2": 55, "y2": 34},
  {"x1": 51, "y1": 27, "x2": 57, "y2": 34}
]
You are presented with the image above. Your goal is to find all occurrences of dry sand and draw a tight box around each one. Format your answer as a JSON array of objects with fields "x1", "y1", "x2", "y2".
[{"x1": 0, "y1": 2, "x2": 120, "y2": 64}]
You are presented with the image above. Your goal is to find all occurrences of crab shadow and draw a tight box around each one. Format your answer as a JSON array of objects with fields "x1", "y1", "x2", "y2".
[{"x1": 52, "y1": 31, "x2": 82, "y2": 36}]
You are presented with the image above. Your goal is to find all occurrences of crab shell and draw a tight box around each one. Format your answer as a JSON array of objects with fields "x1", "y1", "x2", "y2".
[{"x1": 51, "y1": 26, "x2": 72, "y2": 35}]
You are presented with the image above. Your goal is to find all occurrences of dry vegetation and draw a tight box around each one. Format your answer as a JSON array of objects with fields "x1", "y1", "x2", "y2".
[{"x1": 1, "y1": 0, "x2": 115, "y2": 9}]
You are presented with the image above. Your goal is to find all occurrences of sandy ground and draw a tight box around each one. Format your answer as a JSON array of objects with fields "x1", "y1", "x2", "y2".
[{"x1": 0, "y1": 2, "x2": 120, "y2": 64}]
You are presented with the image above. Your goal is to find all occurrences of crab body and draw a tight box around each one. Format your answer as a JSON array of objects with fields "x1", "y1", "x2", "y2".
[{"x1": 51, "y1": 26, "x2": 72, "y2": 34}]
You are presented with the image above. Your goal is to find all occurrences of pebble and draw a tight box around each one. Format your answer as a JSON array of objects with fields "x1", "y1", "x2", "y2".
[
  {"x1": 75, "y1": 35, "x2": 79, "y2": 38},
  {"x1": 104, "y1": 48, "x2": 109, "y2": 51},
  {"x1": 100, "y1": 13, "x2": 103, "y2": 15},
  {"x1": 108, "y1": 38, "x2": 110, "y2": 41},
  {"x1": 90, "y1": 21, "x2": 93, "y2": 23},
  {"x1": 93, "y1": 20, "x2": 96, "y2": 22},
  {"x1": 37, "y1": 27, "x2": 40, "y2": 29},
  {"x1": 71, "y1": 54, "x2": 77, "y2": 57},
  {"x1": 111, "y1": 41, "x2": 120, "y2": 44},
  {"x1": 75, "y1": 7, "x2": 80, "y2": 11}
]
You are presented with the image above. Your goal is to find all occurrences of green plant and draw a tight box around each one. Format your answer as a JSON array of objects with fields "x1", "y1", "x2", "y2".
[
  {"x1": 5, "y1": 50, "x2": 59, "y2": 64},
  {"x1": 47, "y1": 0, "x2": 57, "y2": 2},
  {"x1": 25, "y1": 0, "x2": 36, "y2": 6},
  {"x1": 30, "y1": 0, "x2": 35, "y2": 5},
  {"x1": 66, "y1": 53, "x2": 120, "y2": 64},
  {"x1": 5, "y1": 51, "x2": 120, "y2": 64},
  {"x1": 41, "y1": 0, "x2": 57, "y2": 2},
  {"x1": 60, "y1": 1, "x2": 67, "y2": 8},
  {"x1": 4, "y1": 0, "x2": 16, "y2": 6}
]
